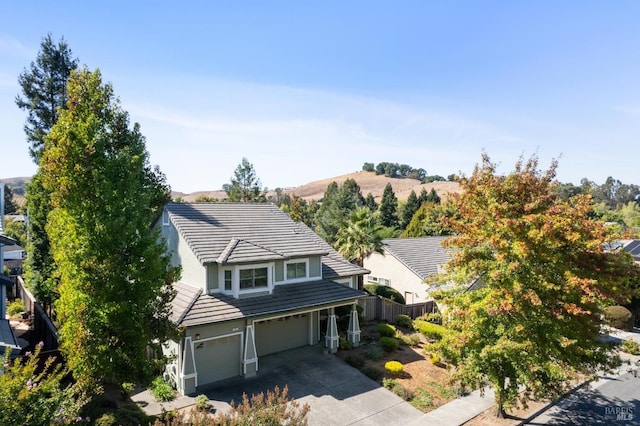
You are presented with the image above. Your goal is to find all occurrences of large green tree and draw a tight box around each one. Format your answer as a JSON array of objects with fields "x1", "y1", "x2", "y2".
[
  {"x1": 41, "y1": 68, "x2": 179, "y2": 388},
  {"x1": 401, "y1": 201, "x2": 456, "y2": 238},
  {"x1": 3, "y1": 185, "x2": 18, "y2": 214},
  {"x1": 17, "y1": 34, "x2": 77, "y2": 311},
  {"x1": 315, "y1": 179, "x2": 365, "y2": 244},
  {"x1": 379, "y1": 183, "x2": 398, "y2": 228},
  {"x1": 400, "y1": 189, "x2": 419, "y2": 229},
  {"x1": 433, "y1": 154, "x2": 640, "y2": 417},
  {"x1": 223, "y1": 157, "x2": 266, "y2": 202}
]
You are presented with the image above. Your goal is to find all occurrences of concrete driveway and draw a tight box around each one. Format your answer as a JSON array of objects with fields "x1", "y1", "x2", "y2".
[{"x1": 201, "y1": 344, "x2": 424, "y2": 426}]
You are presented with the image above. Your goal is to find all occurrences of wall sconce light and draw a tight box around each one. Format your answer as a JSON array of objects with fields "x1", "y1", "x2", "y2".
[{"x1": 195, "y1": 334, "x2": 200, "y2": 340}]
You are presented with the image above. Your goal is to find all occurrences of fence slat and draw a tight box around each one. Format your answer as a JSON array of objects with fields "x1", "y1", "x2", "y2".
[{"x1": 357, "y1": 296, "x2": 436, "y2": 323}]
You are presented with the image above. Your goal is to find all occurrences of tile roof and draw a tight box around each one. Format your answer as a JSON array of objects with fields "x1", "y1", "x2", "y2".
[
  {"x1": 172, "y1": 280, "x2": 366, "y2": 327},
  {"x1": 165, "y1": 202, "x2": 367, "y2": 277},
  {"x1": 624, "y1": 240, "x2": 640, "y2": 261},
  {"x1": 381, "y1": 236, "x2": 452, "y2": 280}
]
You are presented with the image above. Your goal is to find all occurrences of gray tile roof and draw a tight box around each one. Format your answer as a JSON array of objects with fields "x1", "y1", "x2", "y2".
[
  {"x1": 624, "y1": 240, "x2": 640, "y2": 261},
  {"x1": 172, "y1": 280, "x2": 366, "y2": 327},
  {"x1": 165, "y1": 202, "x2": 367, "y2": 277},
  {"x1": 381, "y1": 236, "x2": 452, "y2": 280}
]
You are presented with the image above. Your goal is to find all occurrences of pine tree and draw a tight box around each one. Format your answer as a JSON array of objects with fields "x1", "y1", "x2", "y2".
[
  {"x1": 223, "y1": 157, "x2": 266, "y2": 202},
  {"x1": 400, "y1": 189, "x2": 419, "y2": 229},
  {"x1": 379, "y1": 183, "x2": 398, "y2": 228}
]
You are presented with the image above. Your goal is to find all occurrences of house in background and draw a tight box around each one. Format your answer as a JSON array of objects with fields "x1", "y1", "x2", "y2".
[
  {"x1": 363, "y1": 236, "x2": 451, "y2": 304},
  {"x1": 160, "y1": 202, "x2": 368, "y2": 395},
  {"x1": 622, "y1": 240, "x2": 640, "y2": 264},
  {"x1": 0, "y1": 184, "x2": 20, "y2": 357}
]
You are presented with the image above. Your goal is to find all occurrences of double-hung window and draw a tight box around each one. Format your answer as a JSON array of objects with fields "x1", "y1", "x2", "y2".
[
  {"x1": 224, "y1": 270, "x2": 232, "y2": 291},
  {"x1": 286, "y1": 262, "x2": 307, "y2": 280},
  {"x1": 239, "y1": 267, "x2": 268, "y2": 289}
]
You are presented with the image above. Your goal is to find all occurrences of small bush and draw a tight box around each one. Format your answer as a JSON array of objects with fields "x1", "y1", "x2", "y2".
[
  {"x1": 7, "y1": 299, "x2": 25, "y2": 317},
  {"x1": 414, "y1": 320, "x2": 448, "y2": 341},
  {"x1": 430, "y1": 353, "x2": 442, "y2": 365},
  {"x1": 382, "y1": 377, "x2": 398, "y2": 390},
  {"x1": 400, "y1": 333, "x2": 421, "y2": 347},
  {"x1": 384, "y1": 360, "x2": 403, "y2": 375},
  {"x1": 95, "y1": 413, "x2": 117, "y2": 426},
  {"x1": 339, "y1": 337, "x2": 353, "y2": 350},
  {"x1": 121, "y1": 382, "x2": 135, "y2": 397},
  {"x1": 362, "y1": 366, "x2": 383, "y2": 381},
  {"x1": 621, "y1": 339, "x2": 640, "y2": 355},
  {"x1": 377, "y1": 323, "x2": 396, "y2": 337},
  {"x1": 364, "y1": 284, "x2": 405, "y2": 304},
  {"x1": 395, "y1": 314, "x2": 412, "y2": 329},
  {"x1": 366, "y1": 345, "x2": 385, "y2": 360},
  {"x1": 424, "y1": 312, "x2": 442, "y2": 324},
  {"x1": 195, "y1": 394, "x2": 210, "y2": 411},
  {"x1": 345, "y1": 355, "x2": 365, "y2": 369},
  {"x1": 604, "y1": 306, "x2": 634, "y2": 331},
  {"x1": 391, "y1": 383, "x2": 414, "y2": 401},
  {"x1": 411, "y1": 387, "x2": 434, "y2": 411},
  {"x1": 150, "y1": 377, "x2": 175, "y2": 402},
  {"x1": 380, "y1": 336, "x2": 399, "y2": 352}
]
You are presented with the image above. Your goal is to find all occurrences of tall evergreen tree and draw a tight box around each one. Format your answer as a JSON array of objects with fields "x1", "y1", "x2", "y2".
[
  {"x1": 314, "y1": 180, "x2": 364, "y2": 244},
  {"x1": 3, "y1": 185, "x2": 18, "y2": 214},
  {"x1": 379, "y1": 183, "x2": 398, "y2": 228},
  {"x1": 223, "y1": 157, "x2": 266, "y2": 202},
  {"x1": 17, "y1": 34, "x2": 77, "y2": 310},
  {"x1": 16, "y1": 34, "x2": 78, "y2": 162},
  {"x1": 400, "y1": 189, "x2": 419, "y2": 229},
  {"x1": 425, "y1": 188, "x2": 441, "y2": 204},
  {"x1": 41, "y1": 68, "x2": 179, "y2": 387},
  {"x1": 364, "y1": 193, "x2": 378, "y2": 212}
]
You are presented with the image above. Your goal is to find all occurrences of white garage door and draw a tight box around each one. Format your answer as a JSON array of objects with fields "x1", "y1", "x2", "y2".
[
  {"x1": 255, "y1": 315, "x2": 309, "y2": 356},
  {"x1": 194, "y1": 334, "x2": 242, "y2": 385}
]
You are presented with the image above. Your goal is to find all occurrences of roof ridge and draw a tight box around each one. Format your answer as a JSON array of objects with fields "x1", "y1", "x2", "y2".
[
  {"x1": 217, "y1": 238, "x2": 242, "y2": 263},
  {"x1": 176, "y1": 285, "x2": 203, "y2": 327}
]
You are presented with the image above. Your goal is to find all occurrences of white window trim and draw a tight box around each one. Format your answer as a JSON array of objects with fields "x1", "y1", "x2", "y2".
[
  {"x1": 219, "y1": 263, "x2": 274, "y2": 297},
  {"x1": 162, "y1": 210, "x2": 169, "y2": 226},
  {"x1": 283, "y1": 259, "x2": 310, "y2": 283}
]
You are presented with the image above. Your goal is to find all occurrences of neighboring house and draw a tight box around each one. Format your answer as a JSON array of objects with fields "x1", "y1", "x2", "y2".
[
  {"x1": 3, "y1": 244, "x2": 25, "y2": 276},
  {"x1": 0, "y1": 184, "x2": 20, "y2": 357},
  {"x1": 363, "y1": 236, "x2": 451, "y2": 304},
  {"x1": 622, "y1": 240, "x2": 640, "y2": 264},
  {"x1": 160, "y1": 202, "x2": 368, "y2": 395}
]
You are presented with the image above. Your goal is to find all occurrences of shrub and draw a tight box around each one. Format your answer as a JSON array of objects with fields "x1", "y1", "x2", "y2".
[
  {"x1": 121, "y1": 382, "x2": 135, "y2": 397},
  {"x1": 385, "y1": 360, "x2": 403, "y2": 375},
  {"x1": 95, "y1": 413, "x2": 117, "y2": 426},
  {"x1": 7, "y1": 299, "x2": 25, "y2": 317},
  {"x1": 604, "y1": 306, "x2": 635, "y2": 331},
  {"x1": 621, "y1": 339, "x2": 640, "y2": 355},
  {"x1": 364, "y1": 284, "x2": 406, "y2": 304},
  {"x1": 423, "y1": 312, "x2": 442, "y2": 324},
  {"x1": 377, "y1": 323, "x2": 396, "y2": 337},
  {"x1": 195, "y1": 394, "x2": 210, "y2": 411},
  {"x1": 382, "y1": 377, "x2": 398, "y2": 390},
  {"x1": 345, "y1": 355, "x2": 365, "y2": 369},
  {"x1": 339, "y1": 337, "x2": 353, "y2": 350},
  {"x1": 150, "y1": 377, "x2": 175, "y2": 402},
  {"x1": 391, "y1": 383, "x2": 414, "y2": 401},
  {"x1": 362, "y1": 366, "x2": 383, "y2": 381},
  {"x1": 380, "y1": 336, "x2": 399, "y2": 352},
  {"x1": 366, "y1": 345, "x2": 385, "y2": 360},
  {"x1": 411, "y1": 387, "x2": 434, "y2": 411},
  {"x1": 430, "y1": 353, "x2": 442, "y2": 365},
  {"x1": 400, "y1": 333, "x2": 421, "y2": 347},
  {"x1": 395, "y1": 314, "x2": 412, "y2": 329},
  {"x1": 414, "y1": 319, "x2": 448, "y2": 341}
]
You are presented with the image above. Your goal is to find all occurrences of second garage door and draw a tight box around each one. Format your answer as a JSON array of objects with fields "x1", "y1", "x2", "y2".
[{"x1": 255, "y1": 314, "x2": 309, "y2": 356}]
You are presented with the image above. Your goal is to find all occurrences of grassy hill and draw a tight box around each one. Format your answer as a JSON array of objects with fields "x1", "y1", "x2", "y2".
[{"x1": 172, "y1": 171, "x2": 461, "y2": 203}]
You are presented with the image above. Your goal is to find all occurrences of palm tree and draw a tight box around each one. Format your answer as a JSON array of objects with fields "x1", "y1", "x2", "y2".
[{"x1": 334, "y1": 207, "x2": 384, "y2": 289}]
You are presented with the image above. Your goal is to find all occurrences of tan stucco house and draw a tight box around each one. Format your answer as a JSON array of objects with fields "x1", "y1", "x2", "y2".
[
  {"x1": 363, "y1": 236, "x2": 451, "y2": 304},
  {"x1": 160, "y1": 202, "x2": 368, "y2": 395}
]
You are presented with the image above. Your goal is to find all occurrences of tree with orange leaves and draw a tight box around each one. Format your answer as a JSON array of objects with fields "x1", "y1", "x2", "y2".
[{"x1": 432, "y1": 153, "x2": 640, "y2": 417}]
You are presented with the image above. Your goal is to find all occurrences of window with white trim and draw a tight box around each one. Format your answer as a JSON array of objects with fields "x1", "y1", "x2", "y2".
[
  {"x1": 286, "y1": 262, "x2": 307, "y2": 280},
  {"x1": 240, "y1": 267, "x2": 268, "y2": 289},
  {"x1": 224, "y1": 270, "x2": 232, "y2": 291},
  {"x1": 162, "y1": 210, "x2": 169, "y2": 226},
  {"x1": 379, "y1": 277, "x2": 391, "y2": 286}
]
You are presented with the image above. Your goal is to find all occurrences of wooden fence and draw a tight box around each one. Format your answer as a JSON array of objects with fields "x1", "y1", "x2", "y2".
[
  {"x1": 14, "y1": 276, "x2": 59, "y2": 350},
  {"x1": 357, "y1": 295, "x2": 438, "y2": 323}
]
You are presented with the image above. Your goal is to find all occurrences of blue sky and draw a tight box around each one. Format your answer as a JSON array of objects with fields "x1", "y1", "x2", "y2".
[{"x1": 1, "y1": 2, "x2": 639, "y2": 193}]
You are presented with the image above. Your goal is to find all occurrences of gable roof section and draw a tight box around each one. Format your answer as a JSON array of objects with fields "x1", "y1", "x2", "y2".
[
  {"x1": 173, "y1": 280, "x2": 366, "y2": 327},
  {"x1": 381, "y1": 236, "x2": 451, "y2": 280},
  {"x1": 165, "y1": 202, "x2": 368, "y2": 277},
  {"x1": 166, "y1": 203, "x2": 329, "y2": 264}
]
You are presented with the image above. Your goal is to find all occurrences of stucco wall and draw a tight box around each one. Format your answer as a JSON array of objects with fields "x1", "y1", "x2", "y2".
[{"x1": 363, "y1": 251, "x2": 431, "y2": 303}]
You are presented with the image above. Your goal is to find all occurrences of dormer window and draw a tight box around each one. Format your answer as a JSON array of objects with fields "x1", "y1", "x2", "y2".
[
  {"x1": 286, "y1": 262, "x2": 307, "y2": 280},
  {"x1": 224, "y1": 270, "x2": 232, "y2": 291},
  {"x1": 239, "y1": 267, "x2": 268, "y2": 289}
]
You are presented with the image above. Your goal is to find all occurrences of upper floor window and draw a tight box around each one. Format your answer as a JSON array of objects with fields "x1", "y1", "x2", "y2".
[
  {"x1": 162, "y1": 210, "x2": 169, "y2": 226},
  {"x1": 240, "y1": 267, "x2": 268, "y2": 289},
  {"x1": 286, "y1": 262, "x2": 307, "y2": 280},
  {"x1": 224, "y1": 270, "x2": 232, "y2": 291}
]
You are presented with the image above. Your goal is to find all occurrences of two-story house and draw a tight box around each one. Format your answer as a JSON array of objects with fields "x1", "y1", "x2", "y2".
[{"x1": 160, "y1": 202, "x2": 368, "y2": 395}]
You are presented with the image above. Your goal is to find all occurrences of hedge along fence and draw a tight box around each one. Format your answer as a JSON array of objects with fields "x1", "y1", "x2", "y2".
[{"x1": 358, "y1": 295, "x2": 437, "y2": 323}]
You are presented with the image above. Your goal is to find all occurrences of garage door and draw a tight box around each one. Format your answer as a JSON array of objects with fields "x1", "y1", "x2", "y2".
[
  {"x1": 255, "y1": 314, "x2": 309, "y2": 356},
  {"x1": 194, "y1": 334, "x2": 242, "y2": 385}
]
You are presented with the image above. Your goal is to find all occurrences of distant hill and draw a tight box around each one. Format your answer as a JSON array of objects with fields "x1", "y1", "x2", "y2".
[
  {"x1": 172, "y1": 171, "x2": 461, "y2": 203},
  {"x1": 0, "y1": 177, "x2": 30, "y2": 206}
]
